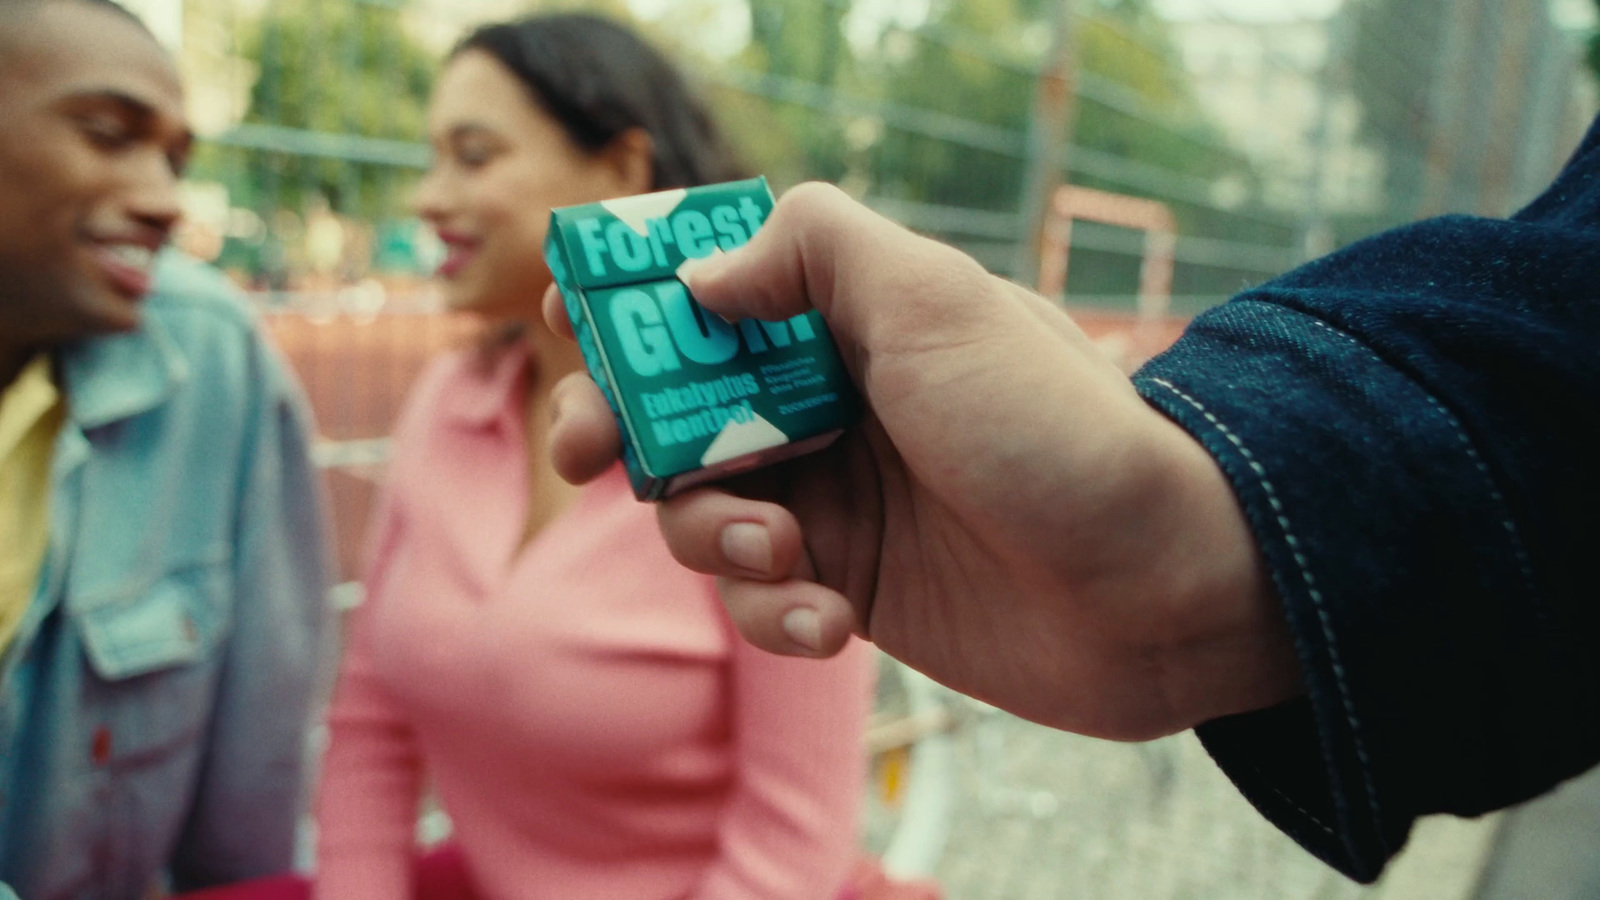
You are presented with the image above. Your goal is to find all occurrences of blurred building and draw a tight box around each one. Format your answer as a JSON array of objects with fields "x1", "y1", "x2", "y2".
[
  {"x1": 1411, "y1": 0, "x2": 1594, "y2": 217},
  {"x1": 1167, "y1": 13, "x2": 1384, "y2": 218},
  {"x1": 1167, "y1": 0, "x2": 1595, "y2": 233}
]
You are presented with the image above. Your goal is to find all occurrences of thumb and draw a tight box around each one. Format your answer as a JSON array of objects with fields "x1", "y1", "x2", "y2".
[{"x1": 682, "y1": 182, "x2": 932, "y2": 341}]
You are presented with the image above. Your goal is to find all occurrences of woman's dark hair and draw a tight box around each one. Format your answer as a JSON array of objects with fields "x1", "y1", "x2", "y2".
[{"x1": 454, "y1": 13, "x2": 748, "y2": 190}]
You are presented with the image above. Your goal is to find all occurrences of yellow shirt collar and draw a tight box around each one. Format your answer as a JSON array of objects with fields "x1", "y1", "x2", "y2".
[{"x1": 0, "y1": 354, "x2": 62, "y2": 464}]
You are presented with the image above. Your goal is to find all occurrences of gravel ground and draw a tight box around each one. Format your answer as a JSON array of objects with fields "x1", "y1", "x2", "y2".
[{"x1": 909, "y1": 706, "x2": 1499, "y2": 900}]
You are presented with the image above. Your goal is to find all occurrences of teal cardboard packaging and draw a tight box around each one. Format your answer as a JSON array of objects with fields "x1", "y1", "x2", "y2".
[{"x1": 545, "y1": 177, "x2": 859, "y2": 501}]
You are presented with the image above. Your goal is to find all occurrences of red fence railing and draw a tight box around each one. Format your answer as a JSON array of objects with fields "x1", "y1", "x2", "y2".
[{"x1": 260, "y1": 302, "x2": 1186, "y2": 581}]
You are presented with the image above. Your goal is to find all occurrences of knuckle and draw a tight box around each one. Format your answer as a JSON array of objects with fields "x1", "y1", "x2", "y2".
[
  {"x1": 774, "y1": 181, "x2": 852, "y2": 229},
  {"x1": 550, "y1": 372, "x2": 587, "y2": 406}
]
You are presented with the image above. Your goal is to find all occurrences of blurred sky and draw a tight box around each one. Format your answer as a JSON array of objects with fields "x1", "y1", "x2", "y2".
[
  {"x1": 1552, "y1": 0, "x2": 1600, "y2": 29},
  {"x1": 1152, "y1": 0, "x2": 1339, "y2": 21},
  {"x1": 624, "y1": 0, "x2": 1600, "y2": 59},
  {"x1": 1155, "y1": 0, "x2": 1597, "y2": 29}
]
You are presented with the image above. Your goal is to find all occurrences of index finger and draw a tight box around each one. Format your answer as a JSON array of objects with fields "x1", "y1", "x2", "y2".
[{"x1": 542, "y1": 282, "x2": 576, "y2": 341}]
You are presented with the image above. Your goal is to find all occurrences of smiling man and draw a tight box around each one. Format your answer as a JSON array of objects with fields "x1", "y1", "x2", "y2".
[{"x1": 0, "y1": 1, "x2": 330, "y2": 898}]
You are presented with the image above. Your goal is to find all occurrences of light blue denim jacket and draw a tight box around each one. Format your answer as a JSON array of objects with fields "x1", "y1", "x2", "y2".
[{"x1": 0, "y1": 254, "x2": 331, "y2": 899}]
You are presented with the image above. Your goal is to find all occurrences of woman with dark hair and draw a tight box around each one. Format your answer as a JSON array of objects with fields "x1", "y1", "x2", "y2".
[{"x1": 312, "y1": 14, "x2": 872, "y2": 900}]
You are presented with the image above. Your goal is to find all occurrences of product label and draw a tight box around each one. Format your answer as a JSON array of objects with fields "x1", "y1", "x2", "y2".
[
  {"x1": 588, "y1": 279, "x2": 849, "y2": 473},
  {"x1": 547, "y1": 177, "x2": 858, "y2": 500},
  {"x1": 573, "y1": 197, "x2": 767, "y2": 283}
]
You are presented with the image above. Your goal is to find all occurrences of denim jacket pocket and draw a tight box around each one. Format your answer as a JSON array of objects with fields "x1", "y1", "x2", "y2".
[{"x1": 73, "y1": 559, "x2": 232, "y2": 762}]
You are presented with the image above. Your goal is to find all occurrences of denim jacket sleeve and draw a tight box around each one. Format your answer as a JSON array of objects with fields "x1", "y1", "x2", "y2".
[
  {"x1": 167, "y1": 327, "x2": 332, "y2": 890},
  {"x1": 1132, "y1": 116, "x2": 1600, "y2": 882}
]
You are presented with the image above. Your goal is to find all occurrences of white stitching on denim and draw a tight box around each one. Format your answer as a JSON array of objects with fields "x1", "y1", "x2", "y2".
[
  {"x1": 1307, "y1": 319, "x2": 1541, "y2": 617},
  {"x1": 1148, "y1": 377, "x2": 1384, "y2": 845},
  {"x1": 1252, "y1": 766, "x2": 1338, "y2": 837}
]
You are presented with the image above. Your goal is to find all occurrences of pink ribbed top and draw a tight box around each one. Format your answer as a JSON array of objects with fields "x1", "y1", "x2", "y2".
[{"x1": 315, "y1": 347, "x2": 870, "y2": 900}]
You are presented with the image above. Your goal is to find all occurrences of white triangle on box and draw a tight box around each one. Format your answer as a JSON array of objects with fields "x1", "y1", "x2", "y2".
[
  {"x1": 602, "y1": 189, "x2": 689, "y2": 237},
  {"x1": 701, "y1": 412, "x2": 789, "y2": 466},
  {"x1": 675, "y1": 246, "x2": 727, "y2": 282}
]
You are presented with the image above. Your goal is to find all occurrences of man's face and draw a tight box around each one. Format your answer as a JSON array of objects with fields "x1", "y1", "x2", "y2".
[{"x1": 0, "y1": 1, "x2": 192, "y2": 344}]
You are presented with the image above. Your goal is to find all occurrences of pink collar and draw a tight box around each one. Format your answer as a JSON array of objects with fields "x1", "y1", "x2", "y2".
[{"x1": 442, "y1": 342, "x2": 529, "y2": 430}]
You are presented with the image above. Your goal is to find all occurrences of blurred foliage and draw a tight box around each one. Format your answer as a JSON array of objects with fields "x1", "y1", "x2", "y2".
[
  {"x1": 757, "y1": 0, "x2": 852, "y2": 182},
  {"x1": 197, "y1": 0, "x2": 1271, "y2": 294},
  {"x1": 717, "y1": 0, "x2": 1275, "y2": 299},
  {"x1": 1590, "y1": 0, "x2": 1600, "y2": 80},
  {"x1": 231, "y1": 0, "x2": 435, "y2": 218},
  {"x1": 716, "y1": 0, "x2": 1253, "y2": 214}
]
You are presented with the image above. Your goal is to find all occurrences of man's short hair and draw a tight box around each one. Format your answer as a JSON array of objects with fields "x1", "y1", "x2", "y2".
[
  {"x1": 0, "y1": 0, "x2": 148, "y2": 33},
  {"x1": 0, "y1": 0, "x2": 153, "y2": 71}
]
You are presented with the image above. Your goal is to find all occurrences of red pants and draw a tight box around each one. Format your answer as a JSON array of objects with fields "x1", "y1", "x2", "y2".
[
  {"x1": 175, "y1": 846, "x2": 477, "y2": 900},
  {"x1": 176, "y1": 849, "x2": 940, "y2": 900}
]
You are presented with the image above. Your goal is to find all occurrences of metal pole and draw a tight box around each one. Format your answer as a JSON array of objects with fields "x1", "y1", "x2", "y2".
[
  {"x1": 1300, "y1": 7, "x2": 1350, "y2": 262},
  {"x1": 811, "y1": 0, "x2": 844, "y2": 178},
  {"x1": 1508, "y1": 7, "x2": 1567, "y2": 208},
  {"x1": 1477, "y1": 0, "x2": 1534, "y2": 217},
  {"x1": 1418, "y1": 0, "x2": 1479, "y2": 218},
  {"x1": 1013, "y1": 0, "x2": 1078, "y2": 289}
]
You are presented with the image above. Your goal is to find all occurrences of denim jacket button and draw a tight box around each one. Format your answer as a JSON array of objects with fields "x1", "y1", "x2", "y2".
[{"x1": 91, "y1": 726, "x2": 112, "y2": 766}]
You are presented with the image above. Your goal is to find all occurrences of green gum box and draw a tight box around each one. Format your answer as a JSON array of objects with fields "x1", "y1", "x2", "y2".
[{"x1": 544, "y1": 177, "x2": 860, "y2": 501}]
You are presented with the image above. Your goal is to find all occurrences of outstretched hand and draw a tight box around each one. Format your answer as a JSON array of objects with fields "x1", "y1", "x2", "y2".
[{"x1": 545, "y1": 183, "x2": 1300, "y2": 739}]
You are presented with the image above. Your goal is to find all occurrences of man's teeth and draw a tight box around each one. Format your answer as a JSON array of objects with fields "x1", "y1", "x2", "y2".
[{"x1": 107, "y1": 245, "x2": 155, "y2": 271}]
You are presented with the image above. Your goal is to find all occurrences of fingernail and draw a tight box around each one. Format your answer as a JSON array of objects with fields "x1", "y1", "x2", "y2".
[
  {"x1": 782, "y1": 607, "x2": 823, "y2": 652},
  {"x1": 678, "y1": 249, "x2": 732, "y2": 292},
  {"x1": 679, "y1": 252, "x2": 741, "y2": 324},
  {"x1": 720, "y1": 522, "x2": 772, "y2": 575}
]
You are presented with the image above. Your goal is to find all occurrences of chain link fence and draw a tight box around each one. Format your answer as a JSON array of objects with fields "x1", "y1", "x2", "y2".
[
  {"x1": 163, "y1": 0, "x2": 1595, "y2": 570},
  {"x1": 149, "y1": 0, "x2": 1598, "y2": 304}
]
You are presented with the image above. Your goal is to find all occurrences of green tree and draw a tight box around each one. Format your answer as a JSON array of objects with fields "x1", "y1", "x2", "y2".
[
  {"x1": 740, "y1": 0, "x2": 853, "y2": 183},
  {"x1": 858, "y1": 0, "x2": 1040, "y2": 210},
  {"x1": 1589, "y1": 0, "x2": 1600, "y2": 80},
  {"x1": 230, "y1": 0, "x2": 436, "y2": 219},
  {"x1": 855, "y1": 0, "x2": 1250, "y2": 210}
]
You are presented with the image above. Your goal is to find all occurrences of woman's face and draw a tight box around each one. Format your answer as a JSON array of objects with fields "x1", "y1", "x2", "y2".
[{"x1": 415, "y1": 50, "x2": 644, "y2": 318}]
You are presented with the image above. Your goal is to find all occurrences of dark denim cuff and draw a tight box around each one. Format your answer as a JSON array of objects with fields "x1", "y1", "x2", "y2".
[{"x1": 1134, "y1": 300, "x2": 1550, "y2": 882}]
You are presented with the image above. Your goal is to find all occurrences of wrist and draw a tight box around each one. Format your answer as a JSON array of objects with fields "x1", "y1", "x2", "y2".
[{"x1": 1134, "y1": 408, "x2": 1305, "y2": 730}]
